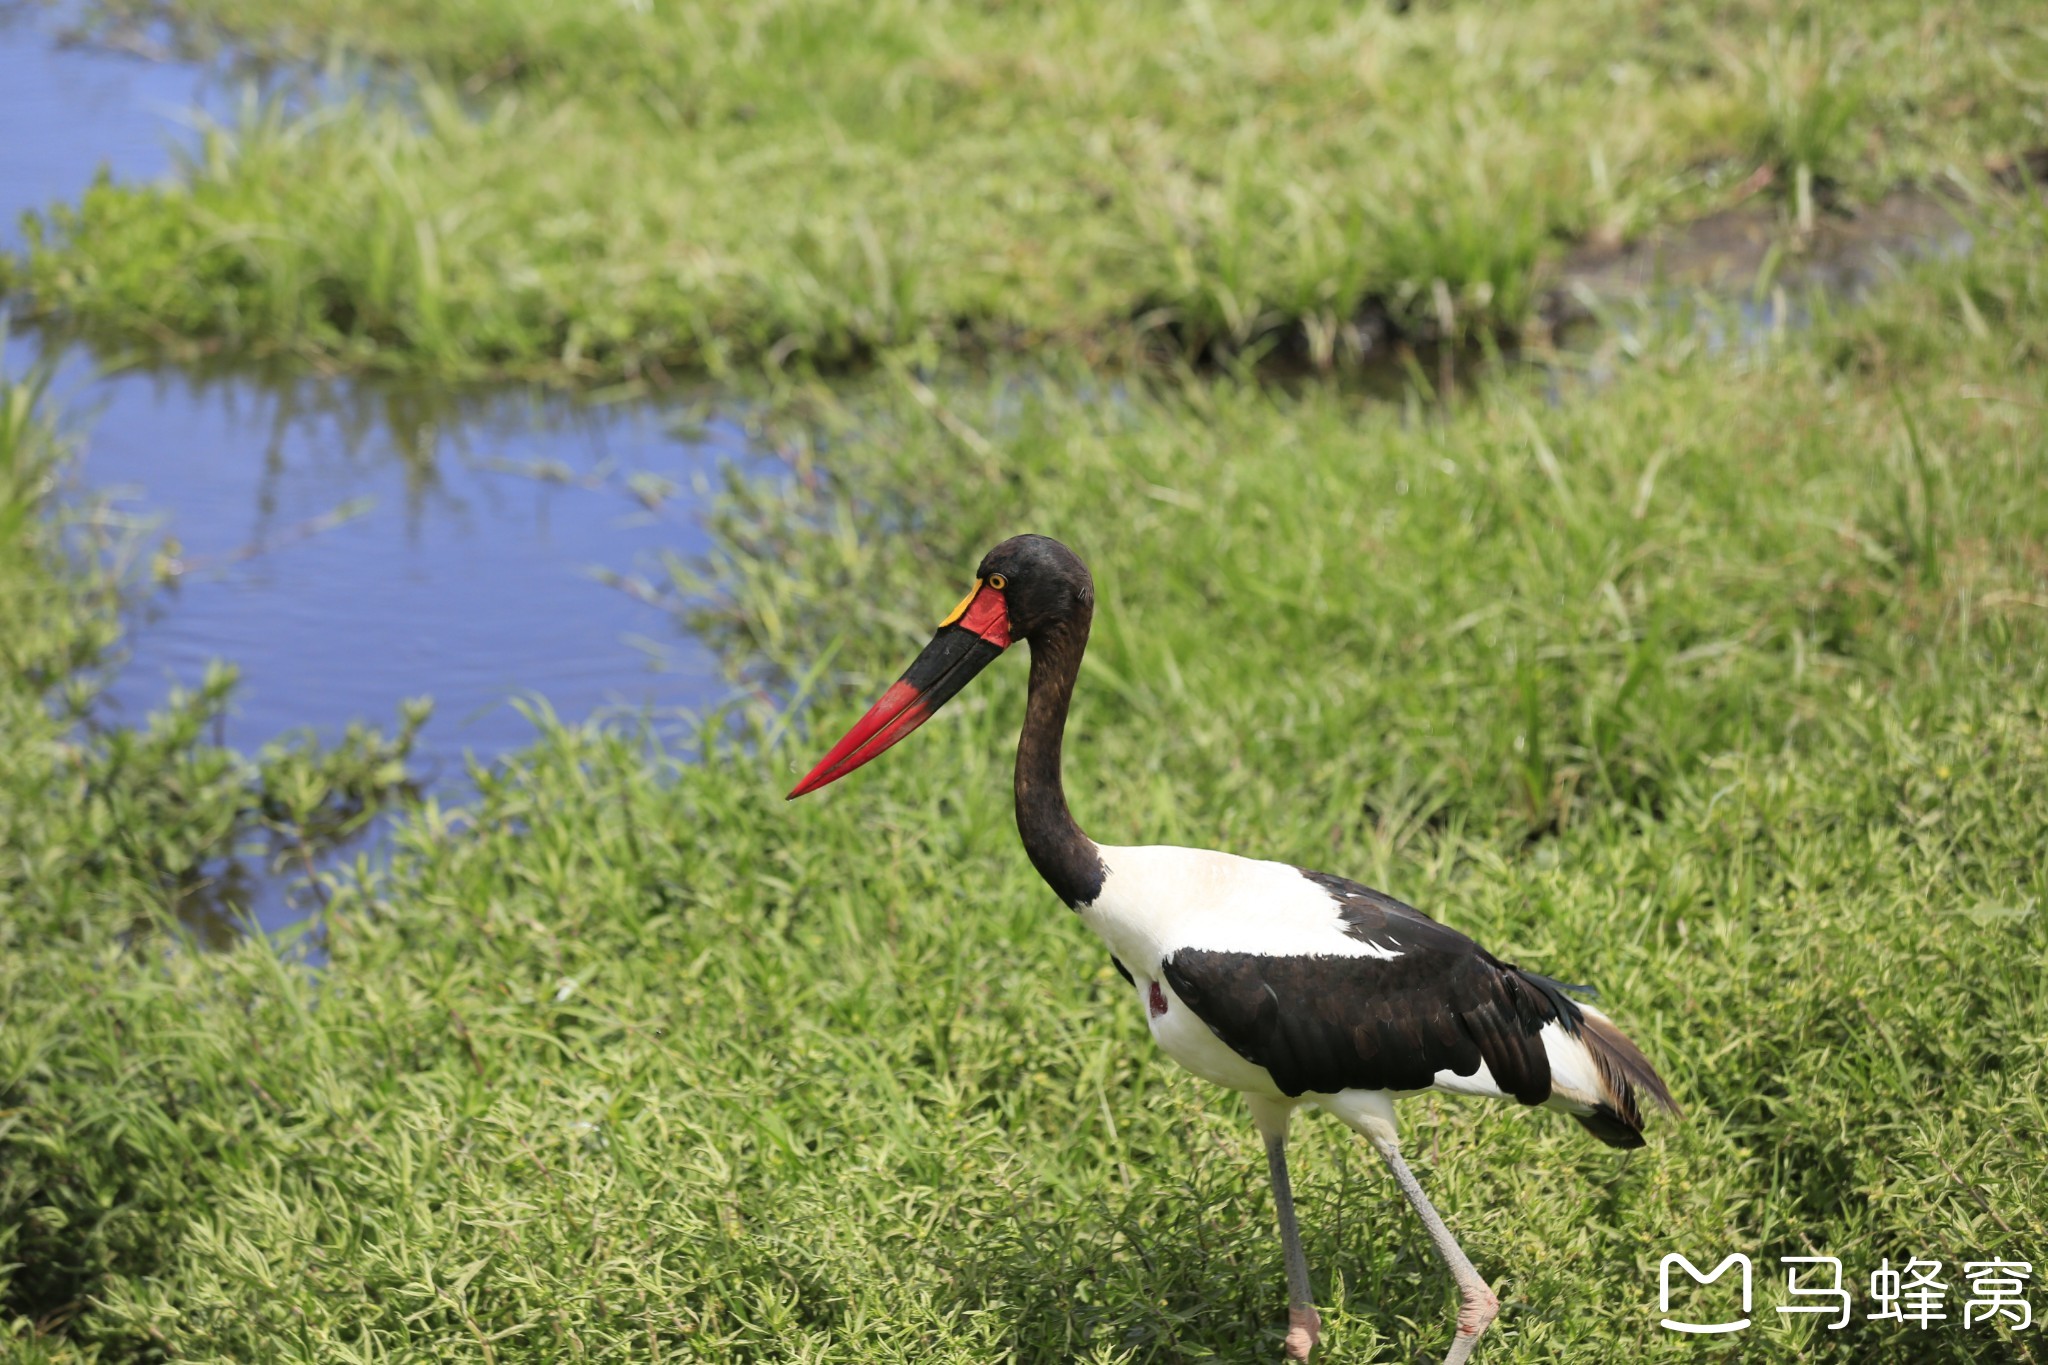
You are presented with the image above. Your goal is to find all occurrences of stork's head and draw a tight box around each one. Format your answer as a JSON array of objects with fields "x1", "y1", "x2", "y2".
[{"x1": 786, "y1": 534, "x2": 1091, "y2": 798}]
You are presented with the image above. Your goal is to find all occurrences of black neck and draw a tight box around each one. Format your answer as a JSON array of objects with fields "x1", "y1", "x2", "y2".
[{"x1": 1015, "y1": 609, "x2": 1104, "y2": 908}]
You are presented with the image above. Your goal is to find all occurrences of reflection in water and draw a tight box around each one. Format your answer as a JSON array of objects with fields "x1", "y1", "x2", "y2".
[{"x1": 14, "y1": 326, "x2": 754, "y2": 768}]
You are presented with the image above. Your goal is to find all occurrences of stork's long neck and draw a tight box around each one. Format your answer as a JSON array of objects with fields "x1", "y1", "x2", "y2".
[{"x1": 1016, "y1": 608, "x2": 1104, "y2": 908}]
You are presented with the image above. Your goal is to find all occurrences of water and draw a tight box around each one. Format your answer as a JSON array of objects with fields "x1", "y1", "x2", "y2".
[{"x1": 3, "y1": 6, "x2": 760, "y2": 935}]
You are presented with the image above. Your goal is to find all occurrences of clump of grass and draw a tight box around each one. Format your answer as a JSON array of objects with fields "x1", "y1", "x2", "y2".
[
  {"x1": 8, "y1": 0, "x2": 2044, "y2": 379},
  {"x1": 1740, "y1": 22, "x2": 1871, "y2": 188},
  {"x1": 7, "y1": 209, "x2": 2045, "y2": 1363}
]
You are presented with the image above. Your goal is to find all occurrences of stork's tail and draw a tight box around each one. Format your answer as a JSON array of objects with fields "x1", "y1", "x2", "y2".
[
  {"x1": 1516, "y1": 969, "x2": 1681, "y2": 1148},
  {"x1": 1567, "y1": 1006, "x2": 1682, "y2": 1149}
]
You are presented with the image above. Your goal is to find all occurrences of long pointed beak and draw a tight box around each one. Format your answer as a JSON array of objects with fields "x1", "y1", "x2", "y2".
[{"x1": 787, "y1": 578, "x2": 1013, "y2": 798}]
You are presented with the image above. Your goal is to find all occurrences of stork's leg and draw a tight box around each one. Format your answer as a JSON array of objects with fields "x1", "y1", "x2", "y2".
[
  {"x1": 1362, "y1": 1130, "x2": 1500, "y2": 1365},
  {"x1": 1247, "y1": 1097, "x2": 1319, "y2": 1361}
]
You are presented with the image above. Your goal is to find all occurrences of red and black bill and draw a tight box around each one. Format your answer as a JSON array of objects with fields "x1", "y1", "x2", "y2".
[{"x1": 787, "y1": 577, "x2": 1012, "y2": 798}]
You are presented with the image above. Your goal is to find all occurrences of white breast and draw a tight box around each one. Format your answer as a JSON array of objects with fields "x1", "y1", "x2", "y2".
[{"x1": 1142, "y1": 976, "x2": 1285, "y2": 1095}]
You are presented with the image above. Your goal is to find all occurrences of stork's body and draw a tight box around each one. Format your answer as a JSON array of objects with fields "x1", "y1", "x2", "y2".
[
  {"x1": 1087, "y1": 845, "x2": 1655, "y2": 1140},
  {"x1": 790, "y1": 535, "x2": 1677, "y2": 1364}
]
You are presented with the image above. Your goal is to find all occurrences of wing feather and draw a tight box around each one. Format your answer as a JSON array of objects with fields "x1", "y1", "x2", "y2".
[{"x1": 1160, "y1": 868, "x2": 1572, "y2": 1102}]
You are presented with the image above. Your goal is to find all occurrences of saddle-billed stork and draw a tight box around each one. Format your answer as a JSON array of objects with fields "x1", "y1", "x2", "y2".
[{"x1": 788, "y1": 534, "x2": 1678, "y2": 1363}]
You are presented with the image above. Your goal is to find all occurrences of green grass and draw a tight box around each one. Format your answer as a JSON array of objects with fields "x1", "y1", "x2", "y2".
[
  {"x1": 5, "y1": 196, "x2": 2048, "y2": 1365},
  {"x1": 5, "y1": 0, "x2": 2045, "y2": 379}
]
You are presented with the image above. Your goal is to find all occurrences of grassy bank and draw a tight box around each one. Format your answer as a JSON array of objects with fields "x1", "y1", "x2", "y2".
[
  {"x1": 5, "y1": 0, "x2": 2044, "y2": 379},
  {"x1": 6, "y1": 199, "x2": 2046, "y2": 1363}
]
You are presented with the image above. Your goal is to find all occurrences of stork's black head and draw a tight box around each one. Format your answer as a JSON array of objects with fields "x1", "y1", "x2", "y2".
[
  {"x1": 974, "y1": 534, "x2": 1094, "y2": 643},
  {"x1": 786, "y1": 534, "x2": 1091, "y2": 797}
]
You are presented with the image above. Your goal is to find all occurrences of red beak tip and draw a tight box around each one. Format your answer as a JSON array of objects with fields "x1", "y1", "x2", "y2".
[{"x1": 787, "y1": 764, "x2": 839, "y2": 799}]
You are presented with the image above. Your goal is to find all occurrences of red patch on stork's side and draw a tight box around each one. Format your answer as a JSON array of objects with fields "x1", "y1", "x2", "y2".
[{"x1": 1148, "y1": 981, "x2": 1168, "y2": 1018}]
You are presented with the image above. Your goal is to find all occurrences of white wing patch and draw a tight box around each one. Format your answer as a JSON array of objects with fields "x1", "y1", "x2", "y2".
[
  {"x1": 1428, "y1": 1059, "x2": 1505, "y2": 1099},
  {"x1": 1080, "y1": 844, "x2": 1402, "y2": 969},
  {"x1": 1539, "y1": 1015, "x2": 1606, "y2": 1112}
]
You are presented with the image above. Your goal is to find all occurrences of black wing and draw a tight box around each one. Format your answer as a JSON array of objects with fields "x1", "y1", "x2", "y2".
[{"x1": 1160, "y1": 869, "x2": 1582, "y2": 1102}]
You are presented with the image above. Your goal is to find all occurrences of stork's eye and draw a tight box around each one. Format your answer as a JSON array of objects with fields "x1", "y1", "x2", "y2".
[{"x1": 988, "y1": 573, "x2": 1008, "y2": 589}]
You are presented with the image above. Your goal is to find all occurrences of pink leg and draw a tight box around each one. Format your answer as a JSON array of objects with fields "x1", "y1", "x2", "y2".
[
  {"x1": 1363, "y1": 1130, "x2": 1499, "y2": 1365},
  {"x1": 1249, "y1": 1098, "x2": 1321, "y2": 1361}
]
